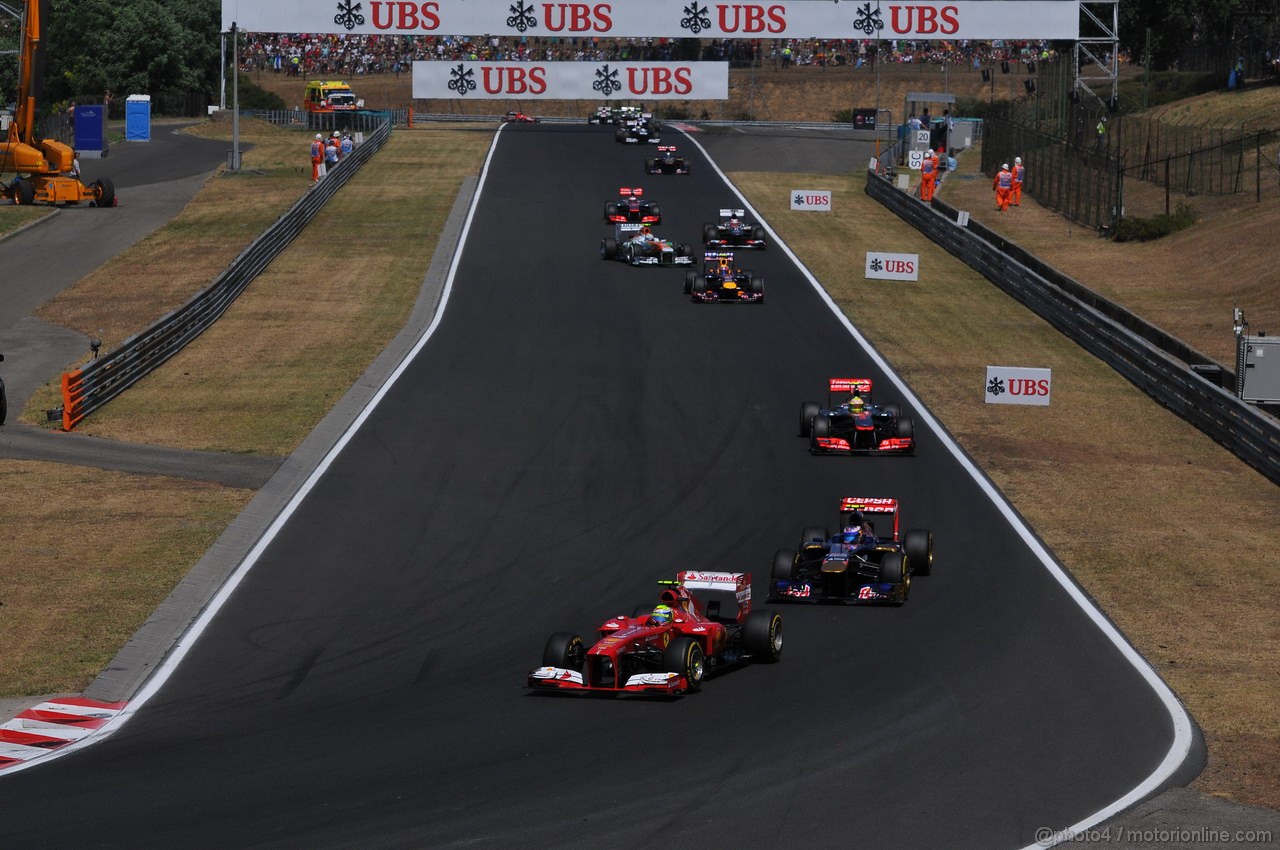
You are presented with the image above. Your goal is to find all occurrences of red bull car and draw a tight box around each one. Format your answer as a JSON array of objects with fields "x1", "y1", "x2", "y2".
[
  {"x1": 600, "y1": 223, "x2": 694, "y2": 266},
  {"x1": 799, "y1": 378, "x2": 915, "y2": 454},
  {"x1": 529, "y1": 571, "x2": 783, "y2": 696},
  {"x1": 683, "y1": 252, "x2": 764, "y2": 303},
  {"x1": 769, "y1": 497, "x2": 934, "y2": 605},
  {"x1": 703, "y1": 209, "x2": 767, "y2": 249},
  {"x1": 603, "y1": 187, "x2": 661, "y2": 225},
  {"x1": 645, "y1": 146, "x2": 691, "y2": 175}
]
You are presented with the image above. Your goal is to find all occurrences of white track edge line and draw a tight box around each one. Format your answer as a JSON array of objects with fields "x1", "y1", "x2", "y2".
[
  {"x1": 0, "y1": 125, "x2": 509, "y2": 776},
  {"x1": 676, "y1": 129, "x2": 1195, "y2": 849}
]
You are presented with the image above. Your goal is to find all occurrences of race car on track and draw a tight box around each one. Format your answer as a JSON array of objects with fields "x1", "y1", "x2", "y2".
[
  {"x1": 603, "y1": 187, "x2": 661, "y2": 225},
  {"x1": 587, "y1": 106, "x2": 614, "y2": 124},
  {"x1": 645, "y1": 146, "x2": 691, "y2": 175},
  {"x1": 799, "y1": 377, "x2": 915, "y2": 454},
  {"x1": 683, "y1": 252, "x2": 764, "y2": 303},
  {"x1": 503, "y1": 110, "x2": 539, "y2": 123},
  {"x1": 703, "y1": 209, "x2": 767, "y2": 249},
  {"x1": 769, "y1": 497, "x2": 933, "y2": 605},
  {"x1": 529, "y1": 571, "x2": 783, "y2": 696},
  {"x1": 600, "y1": 223, "x2": 694, "y2": 266},
  {"x1": 616, "y1": 113, "x2": 661, "y2": 144}
]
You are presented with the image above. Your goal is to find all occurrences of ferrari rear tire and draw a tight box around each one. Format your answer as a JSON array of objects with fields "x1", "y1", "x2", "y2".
[
  {"x1": 601, "y1": 237, "x2": 617, "y2": 260},
  {"x1": 743, "y1": 610, "x2": 784, "y2": 662},
  {"x1": 799, "y1": 526, "x2": 828, "y2": 547},
  {"x1": 799, "y1": 402, "x2": 821, "y2": 437},
  {"x1": 664, "y1": 636, "x2": 705, "y2": 692},
  {"x1": 542, "y1": 632, "x2": 586, "y2": 671},
  {"x1": 772, "y1": 549, "x2": 797, "y2": 582},
  {"x1": 684, "y1": 270, "x2": 697, "y2": 295},
  {"x1": 904, "y1": 529, "x2": 934, "y2": 576}
]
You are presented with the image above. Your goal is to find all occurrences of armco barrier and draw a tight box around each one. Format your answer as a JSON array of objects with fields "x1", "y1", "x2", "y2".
[
  {"x1": 865, "y1": 170, "x2": 1280, "y2": 486},
  {"x1": 60, "y1": 120, "x2": 393, "y2": 430}
]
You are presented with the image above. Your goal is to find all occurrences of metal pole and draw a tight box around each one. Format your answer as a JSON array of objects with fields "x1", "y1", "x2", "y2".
[
  {"x1": 231, "y1": 23, "x2": 240, "y2": 171},
  {"x1": 220, "y1": 32, "x2": 226, "y2": 110}
]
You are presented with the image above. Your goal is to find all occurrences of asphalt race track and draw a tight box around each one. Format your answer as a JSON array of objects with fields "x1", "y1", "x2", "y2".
[{"x1": 0, "y1": 124, "x2": 1184, "y2": 848}]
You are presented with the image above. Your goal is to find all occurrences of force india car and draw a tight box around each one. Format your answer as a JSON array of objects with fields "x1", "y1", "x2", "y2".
[
  {"x1": 616, "y1": 113, "x2": 661, "y2": 144},
  {"x1": 799, "y1": 377, "x2": 915, "y2": 454},
  {"x1": 703, "y1": 210, "x2": 767, "y2": 249},
  {"x1": 645, "y1": 146, "x2": 691, "y2": 175},
  {"x1": 529, "y1": 571, "x2": 783, "y2": 696},
  {"x1": 603, "y1": 187, "x2": 661, "y2": 225},
  {"x1": 600, "y1": 223, "x2": 694, "y2": 266},
  {"x1": 770, "y1": 497, "x2": 934, "y2": 605},
  {"x1": 683, "y1": 252, "x2": 764, "y2": 303},
  {"x1": 503, "y1": 110, "x2": 539, "y2": 123}
]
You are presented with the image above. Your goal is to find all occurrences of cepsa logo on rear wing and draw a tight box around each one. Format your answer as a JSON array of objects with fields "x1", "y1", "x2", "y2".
[
  {"x1": 839, "y1": 497, "x2": 898, "y2": 514},
  {"x1": 677, "y1": 571, "x2": 751, "y2": 606},
  {"x1": 830, "y1": 378, "x2": 873, "y2": 394}
]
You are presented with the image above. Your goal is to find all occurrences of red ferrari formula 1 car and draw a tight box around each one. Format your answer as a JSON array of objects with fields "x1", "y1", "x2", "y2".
[
  {"x1": 503, "y1": 110, "x2": 539, "y2": 123},
  {"x1": 528, "y1": 572, "x2": 783, "y2": 696},
  {"x1": 603, "y1": 187, "x2": 661, "y2": 225}
]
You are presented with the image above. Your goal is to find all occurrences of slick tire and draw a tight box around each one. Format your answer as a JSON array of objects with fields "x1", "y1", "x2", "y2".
[
  {"x1": 799, "y1": 402, "x2": 821, "y2": 437},
  {"x1": 879, "y1": 551, "x2": 910, "y2": 604},
  {"x1": 684, "y1": 270, "x2": 697, "y2": 294},
  {"x1": 904, "y1": 529, "x2": 934, "y2": 576},
  {"x1": 691, "y1": 277, "x2": 707, "y2": 302},
  {"x1": 811, "y1": 415, "x2": 832, "y2": 439},
  {"x1": 664, "y1": 636, "x2": 705, "y2": 692},
  {"x1": 601, "y1": 237, "x2": 617, "y2": 260},
  {"x1": 749, "y1": 275, "x2": 764, "y2": 298},
  {"x1": 703, "y1": 224, "x2": 717, "y2": 243},
  {"x1": 542, "y1": 632, "x2": 586, "y2": 671},
  {"x1": 772, "y1": 549, "x2": 797, "y2": 582},
  {"x1": 897, "y1": 416, "x2": 915, "y2": 443},
  {"x1": 743, "y1": 610, "x2": 784, "y2": 661},
  {"x1": 752, "y1": 225, "x2": 766, "y2": 243}
]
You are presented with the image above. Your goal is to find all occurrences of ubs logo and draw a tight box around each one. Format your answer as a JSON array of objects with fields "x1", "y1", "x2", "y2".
[
  {"x1": 681, "y1": 2, "x2": 712, "y2": 33},
  {"x1": 594, "y1": 65, "x2": 622, "y2": 96},
  {"x1": 506, "y1": 0, "x2": 537, "y2": 31},
  {"x1": 852, "y1": 1, "x2": 883, "y2": 35},
  {"x1": 333, "y1": 0, "x2": 366, "y2": 30},
  {"x1": 448, "y1": 64, "x2": 477, "y2": 95}
]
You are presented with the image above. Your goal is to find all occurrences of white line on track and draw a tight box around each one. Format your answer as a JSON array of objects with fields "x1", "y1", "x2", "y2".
[{"x1": 674, "y1": 128, "x2": 1194, "y2": 850}]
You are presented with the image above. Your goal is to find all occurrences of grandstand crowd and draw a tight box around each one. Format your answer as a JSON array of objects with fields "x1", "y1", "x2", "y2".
[{"x1": 237, "y1": 33, "x2": 1060, "y2": 79}]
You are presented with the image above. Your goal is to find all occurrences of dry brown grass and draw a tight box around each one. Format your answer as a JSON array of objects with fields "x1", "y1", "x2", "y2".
[{"x1": 0, "y1": 206, "x2": 52, "y2": 237}]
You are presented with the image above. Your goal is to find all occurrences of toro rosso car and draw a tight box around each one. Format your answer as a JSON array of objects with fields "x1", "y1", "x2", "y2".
[
  {"x1": 645, "y1": 146, "x2": 691, "y2": 175},
  {"x1": 770, "y1": 497, "x2": 934, "y2": 605},
  {"x1": 703, "y1": 210, "x2": 767, "y2": 249},
  {"x1": 601, "y1": 223, "x2": 694, "y2": 266},
  {"x1": 603, "y1": 187, "x2": 661, "y2": 225},
  {"x1": 800, "y1": 378, "x2": 915, "y2": 455},
  {"x1": 616, "y1": 113, "x2": 661, "y2": 144},
  {"x1": 683, "y1": 252, "x2": 764, "y2": 303},
  {"x1": 529, "y1": 571, "x2": 783, "y2": 696}
]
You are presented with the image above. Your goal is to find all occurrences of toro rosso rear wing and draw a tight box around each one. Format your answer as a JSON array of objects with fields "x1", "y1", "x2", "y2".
[{"x1": 840, "y1": 497, "x2": 900, "y2": 539}]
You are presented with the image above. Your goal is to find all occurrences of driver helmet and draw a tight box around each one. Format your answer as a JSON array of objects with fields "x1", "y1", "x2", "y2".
[
  {"x1": 841, "y1": 526, "x2": 863, "y2": 544},
  {"x1": 717, "y1": 256, "x2": 733, "y2": 272},
  {"x1": 641, "y1": 226, "x2": 652, "y2": 235},
  {"x1": 849, "y1": 395, "x2": 866, "y2": 412},
  {"x1": 650, "y1": 604, "x2": 674, "y2": 625}
]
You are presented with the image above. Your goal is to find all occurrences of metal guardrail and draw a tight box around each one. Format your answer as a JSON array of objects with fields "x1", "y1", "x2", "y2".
[
  {"x1": 865, "y1": 170, "x2": 1280, "y2": 486},
  {"x1": 59, "y1": 120, "x2": 393, "y2": 430},
  {"x1": 247, "y1": 108, "x2": 408, "y2": 132}
]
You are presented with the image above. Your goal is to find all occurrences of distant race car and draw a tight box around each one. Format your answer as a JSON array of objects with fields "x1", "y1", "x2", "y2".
[
  {"x1": 587, "y1": 106, "x2": 614, "y2": 124},
  {"x1": 503, "y1": 110, "x2": 539, "y2": 123},
  {"x1": 603, "y1": 187, "x2": 661, "y2": 225},
  {"x1": 645, "y1": 146, "x2": 691, "y2": 175},
  {"x1": 799, "y1": 377, "x2": 915, "y2": 454},
  {"x1": 683, "y1": 252, "x2": 764, "y2": 303},
  {"x1": 529, "y1": 571, "x2": 783, "y2": 696},
  {"x1": 615, "y1": 113, "x2": 661, "y2": 144},
  {"x1": 769, "y1": 497, "x2": 934, "y2": 605},
  {"x1": 601, "y1": 223, "x2": 694, "y2": 266},
  {"x1": 703, "y1": 209, "x2": 767, "y2": 249},
  {"x1": 590, "y1": 105, "x2": 641, "y2": 125}
]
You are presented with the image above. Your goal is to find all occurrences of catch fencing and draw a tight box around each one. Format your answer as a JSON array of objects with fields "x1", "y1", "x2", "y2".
[
  {"x1": 59, "y1": 120, "x2": 393, "y2": 430},
  {"x1": 864, "y1": 170, "x2": 1280, "y2": 486}
]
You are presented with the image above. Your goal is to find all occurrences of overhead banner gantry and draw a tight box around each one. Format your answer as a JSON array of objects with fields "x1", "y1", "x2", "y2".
[{"x1": 221, "y1": 1, "x2": 1081, "y2": 40}]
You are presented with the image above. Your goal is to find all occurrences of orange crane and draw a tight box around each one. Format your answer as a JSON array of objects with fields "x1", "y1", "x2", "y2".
[{"x1": 1, "y1": 0, "x2": 115, "y2": 206}]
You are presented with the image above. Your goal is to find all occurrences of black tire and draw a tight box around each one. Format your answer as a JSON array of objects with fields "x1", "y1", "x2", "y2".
[
  {"x1": 799, "y1": 402, "x2": 821, "y2": 436},
  {"x1": 664, "y1": 636, "x2": 705, "y2": 692},
  {"x1": 648, "y1": 204, "x2": 661, "y2": 222},
  {"x1": 11, "y1": 178, "x2": 34, "y2": 206},
  {"x1": 93, "y1": 177, "x2": 115, "y2": 208},
  {"x1": 0, "y1": 379, "x2": 7, "y2": 426},
  {"x1": 752, "y1": 225, "x2": 766, "y2": 242},
  {"x1": 684, "y1": 270, "x2": 697, "y2": 294},
  {"x1": 771, "y1": 549, "x2": 796, "y2": 582},
  {"x1": 645, "y1": 158, "x2": 656, "y2": 171},
  {"x1": 703, "y1": 224, "x2": 717, "y2": 243},
  {"x1": 601, "y1": 237, "x2": 617, "y2": 260},
  {"x1": 896, "y1": 416, "x2": 915, "y2": 441},
  {"x1": 883, "y1": 403, "x2": 901, "y2": 418},
  {"x1": 615, "y1": 129, "x2": 626, "y2": 143},
  {"x1": 623, "y1": 243, "x2": 636, "y2": 264},
  {"x1": 799, "y1": 526, "x2": 828, "y2": 546},
  {"x1": 677, "y1": 243, "x2": 692, "y2": 258},
  {"x1": 542, "y1": 632, "x2": 586, "y2": 670},
  {"x1": 743, "y1": 610, "x2": 784, "y2": 661},
  {"x1": 691, "y1": 277, "x2": 707, "y2": 301},
  {"x1": 904, "y1": 529, "x2": 933, "y2": 576},
  {"x1": 749, "y1": 275, "x2": 764, "y2": 297},
  {"x1": 879, "y1": 551, "x2": 910, "y2": 604},
  {"x1": 811, "y1": 415, "x2": 832, "y2": 438},
  {"x1": 603, "y1": 202, "x2": 617, "y2": 220}
]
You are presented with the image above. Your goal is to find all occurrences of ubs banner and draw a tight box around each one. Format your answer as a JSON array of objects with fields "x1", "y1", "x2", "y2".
[
  {"x1": 413, "y1": 61, "x2": 728, "y2": 100},
  {"x1": 222, "y1": 1, "x2": 1081, "y2": 39},
  {"x1": 984, "y1": 366, "x2": 1052, "y2": 406}
]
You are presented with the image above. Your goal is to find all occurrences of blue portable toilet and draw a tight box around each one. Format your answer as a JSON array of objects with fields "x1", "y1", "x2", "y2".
[
  {"x1": 125, "y1": 95, "x2": 151, "y2": 142},
  {"x1": 73, "y1": 103, "x2": 108, "y2": 156}
]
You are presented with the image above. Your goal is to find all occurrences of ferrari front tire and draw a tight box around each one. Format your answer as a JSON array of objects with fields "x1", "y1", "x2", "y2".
[
  {"x1": 664, "y1": 636, "x2": 705, "y2": 692},
  {"x1": 542, "y1": 632, "x2": 586, "y2": 671}
]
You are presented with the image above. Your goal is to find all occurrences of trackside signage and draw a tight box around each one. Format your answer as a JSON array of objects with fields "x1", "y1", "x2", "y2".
[
  {"x1": 413, "y1": 61, "x2": 728, "y2": 100},
  {"x1": 221, "y1": 2, "x2": 1081, "y2": 39},
  {"x1": 865, "y1": 252, "x2": 918, "y2": 281},
  {"x1": 791, "y1": 190, "x2": 832, "y2": 211},
  {"x1": 985, "y1": 366, "x2": 1052, "y2": 405}
]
